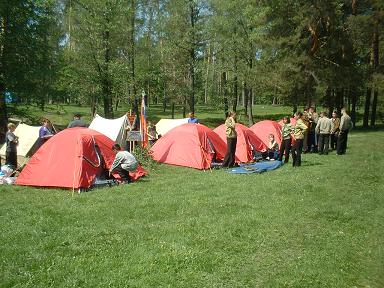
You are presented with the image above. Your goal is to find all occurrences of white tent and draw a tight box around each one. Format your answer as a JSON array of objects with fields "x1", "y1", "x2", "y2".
[
  {"x1": 0, "y1": 123, "x2": 41, "y2": 165},
  {"x1": 88, "y1": 114, "x2": 128, "y2": 145},
  {"x1": 155, "y1": 118, "x2": 189, "y2": 136}
]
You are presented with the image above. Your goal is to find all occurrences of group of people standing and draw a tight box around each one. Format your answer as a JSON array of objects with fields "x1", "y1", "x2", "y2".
[
  {"x1": 221, "y1": 108, "x2": 353, "y2": 169},
  {"x1": 278, "y1": 107, "x2": 352, "y2": 167}
]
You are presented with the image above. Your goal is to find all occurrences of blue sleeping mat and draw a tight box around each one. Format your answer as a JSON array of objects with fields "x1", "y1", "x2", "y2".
[{"x1": 227, "y1": 160, "x2": 283, "y2": 174}]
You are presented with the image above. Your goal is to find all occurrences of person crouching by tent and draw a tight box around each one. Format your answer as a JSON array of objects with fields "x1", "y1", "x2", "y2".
[
  {"x1": 5, "y1": 123, "x2": 18, "y2": 169},
  {"x1": 39, "y1": 118, "x2": 55, "y2": 147},
  {"x1": 292, "y1": 112, "x2": 308, "y2": 167},
  {"x1": 109, "y1": 143, "x2": 138, "y2": 184},
  {"x1": 222, "y1": 112, "x2": 237, "y2": 168}
]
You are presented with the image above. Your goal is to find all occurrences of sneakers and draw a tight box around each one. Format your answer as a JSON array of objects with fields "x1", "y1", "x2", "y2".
[{"x1": 266, "y1": 157, "x2": 270, "y2": 160}]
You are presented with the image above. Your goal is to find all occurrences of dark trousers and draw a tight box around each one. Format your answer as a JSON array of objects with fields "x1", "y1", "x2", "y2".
[
  {"x1": 337, "y1": 129, "x2": 349, "y2": 155},
  {"x1": 308, "y1": 130, "x2": 318, "y2": 152},
  {"x1": 222, "y1": 137, "x2": 237, "y2": 167},
  {"x1": 279, "y1": 138, "x2": 291, "y2": 163},
  {"x1": 5, "y1": 150, "x2": 17, "y2": 169},
  {"x1": 292, "y1": 139, "x2": 303, "y2": 167},
  {"x1": 113, "y1": 165, "x2": 131, "y2": 183},
  {"x1": 330, "y1": 133, "x2": 338, "y2": 150},
  {"x1": 318, "y1": 134, "x2": 330, "y2": 154}
]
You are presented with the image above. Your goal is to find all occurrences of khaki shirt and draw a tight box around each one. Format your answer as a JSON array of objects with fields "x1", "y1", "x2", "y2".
[
  {"x1": 293, "y1": 119, "x2": 308, "y2": 140},
  {"x1": 331, "y1": 118, "x2": 340, "y2": 134},
  {"x1": 225, "y1": 117, "x2": 237, "y2": 139},
  {"x1": 315, "y1": 117, "x2": 332, "y2": 134}
]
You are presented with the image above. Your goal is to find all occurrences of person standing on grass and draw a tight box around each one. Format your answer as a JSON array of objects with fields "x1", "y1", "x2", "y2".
[
  {"x1": 67, "y1": 113, "x2": 87, "y2": 128},
  {"x1": 291, "y1": 112, "x2": 308, "y2": 167},
  {"x1": 5, "y1": 123, "x2": 18, "y2": 169},
  {"x1": 315, "y1": 111, "x2": 332, "y2": 155},
  {"x1": 337, "y1": 108, "x2": 352, "y2": 155},
  {"x1": 39, "y1": 118, "x2": 55, "y2": 147},
  {"x1": 187, "y1": 112, "x2": 199, "y2": 124},
  {"x1": 302, "y1": 108, "x2": 310, "y2": 153},
  {"x1": 279, "y1": 116, "x2": 292, "y2": 163},
  {"x1": 308, "y1": 107, "x2": 319, "y2": 153},
  {"x1": 109, "y1": 143, "x2": 138, "y2": 184},
  {"x1": 330, "y1": 111, "x2": 340, "y2": 150},
  {"x1": 146, "y1": 121, "x2": 158, "y2": 146},
  {"x1": 222, "y1": 111, "x2": 237, "y2": 168}
]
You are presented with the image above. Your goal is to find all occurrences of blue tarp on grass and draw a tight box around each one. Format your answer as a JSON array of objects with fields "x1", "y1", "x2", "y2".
[{"x1": 227, "y1": 160, "x2": 283, "y2": 174}]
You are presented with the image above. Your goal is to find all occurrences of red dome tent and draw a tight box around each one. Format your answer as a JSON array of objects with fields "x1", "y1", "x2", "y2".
[
  {"x1": 250, "y1": 120, "x2": 282, "y2": 147},
  {"x1": 150, "y1": 123, "x2": 226, "y2": 170},
  {"x1": 16, "y1": 128, "x2": 145, "y2": 189},
  {"x1": 213, "y1": 123, "x2": 266, "y2": 163}
]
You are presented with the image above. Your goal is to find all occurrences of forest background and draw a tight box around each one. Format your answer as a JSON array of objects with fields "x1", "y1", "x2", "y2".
[{"x1": 0, "y1": 0, "x2": 383, "y2": 135}]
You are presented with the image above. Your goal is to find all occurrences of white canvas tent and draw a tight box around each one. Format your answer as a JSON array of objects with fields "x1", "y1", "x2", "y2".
[
  {"x1": 155, "y1": 118, "x2": 189, "y2": 136},
  {"x1": 88, "y1": 114, "x2": 128, "y2": 145},
  {"x1": 0, "y1": 123, "x2": 41, "y2": 165}
]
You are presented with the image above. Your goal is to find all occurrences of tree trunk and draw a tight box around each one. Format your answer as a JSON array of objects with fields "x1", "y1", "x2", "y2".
[
  {"x1": 0, "y1": 81, "x2": 7, "y2": 138},
  {"x1": 102, "y1": 16, "x2": 113, "y2": 118},
  {"x1": 222, "y1": 72, "x2": 228, "y2": 117},
  {"x1": 232, "y1": 50, "x2": 238, "y2": 112},
  {"x1": 370, "y1": 88, "x2": 378, "y2": 127},
  {"x1": 163, "y1": 82, "x2": 167, "y2": 112},
  {"x1": 247, "y1": 87, "x2": 254, "y2": 126},
  {"x1": 188, "y1": 0, "x2": 196, "y2": 113},
  {"x1": 0, "y1": 8, "x2": 8, "y2": 135},
  {"x1": 370, "y1": 19, "x2": 379, "y2": 127},
  {"x1": 350, "y1": 89, "x2": 357, "y2": 127},
  {"x1": 204, "y1": 44, "x2": 210, "y2": 104},
  {"x1": 325, "y1": 87, "x2": 333, "y2": 116},
  {"x1": 243, "y1": 82, "x2": 248, "y2": 117},
  {"x1": 363, "y1": 87, "x2": 371, "y2": 128},
  {"x1": 171, "y1": 102, "x2": 175, "y2": 119},
  {"x1": 130, "y1": 0, "x2": 137, "y2": 113}
]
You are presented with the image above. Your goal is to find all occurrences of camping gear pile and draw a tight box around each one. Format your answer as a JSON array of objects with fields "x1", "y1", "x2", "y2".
[{"x1": 0, "y1": 165, "x2": 16, "y2": 184}]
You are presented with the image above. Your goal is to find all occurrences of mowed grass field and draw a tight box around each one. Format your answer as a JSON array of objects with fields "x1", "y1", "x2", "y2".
[{"x1": 1, "y1": 126, "x2": 384, "y2": 287}]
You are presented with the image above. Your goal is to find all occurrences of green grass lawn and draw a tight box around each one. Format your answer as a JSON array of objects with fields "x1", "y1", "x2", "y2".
[{"x1": 1, "y1": 129, "x2": 384, "y2": 287}]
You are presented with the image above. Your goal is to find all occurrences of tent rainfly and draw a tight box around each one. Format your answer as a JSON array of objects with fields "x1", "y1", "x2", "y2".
[
  {"x1": 88, "y1": 114, "x2": 128, "y2": 146},
  {"x1": 155, "y1": 118, "x2": 189, "y2": 137},
  {"x1": 150, "y1": 123, "x2": 226, "y2": 170},
  {"x1": 15, "y1": 128, "x2": 146, "y2": 189},
  {"x1": 0, "y1": 123, "x2": 41, "y2": 164},
  {"x1": 213, "y1": 123, "x2": 267, "y2": 163},
  {"x1": 250, "y1": 120, "x2": 283, "y2": 147}
]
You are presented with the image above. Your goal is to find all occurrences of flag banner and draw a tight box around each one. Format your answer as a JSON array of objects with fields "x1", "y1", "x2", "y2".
[{"x1": 140, "y1": 95, "x2": 148, "y2": 148}]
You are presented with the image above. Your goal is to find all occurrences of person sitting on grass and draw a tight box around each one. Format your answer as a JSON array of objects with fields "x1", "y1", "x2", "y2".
[
  {"x1": 5, "y1": 123, "x2": 18, "y2": 169},
  {"x1": 266, "y1": 134, "x2": 279, "y2": 160},
  {"x1": 109, "y1": 143, "x2": 138, "y2": 184}
]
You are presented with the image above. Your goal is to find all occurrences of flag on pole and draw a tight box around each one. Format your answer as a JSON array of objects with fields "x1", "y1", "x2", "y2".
[{"x1": 140, "y1": 93, "x2": 148, "y2": 148}]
